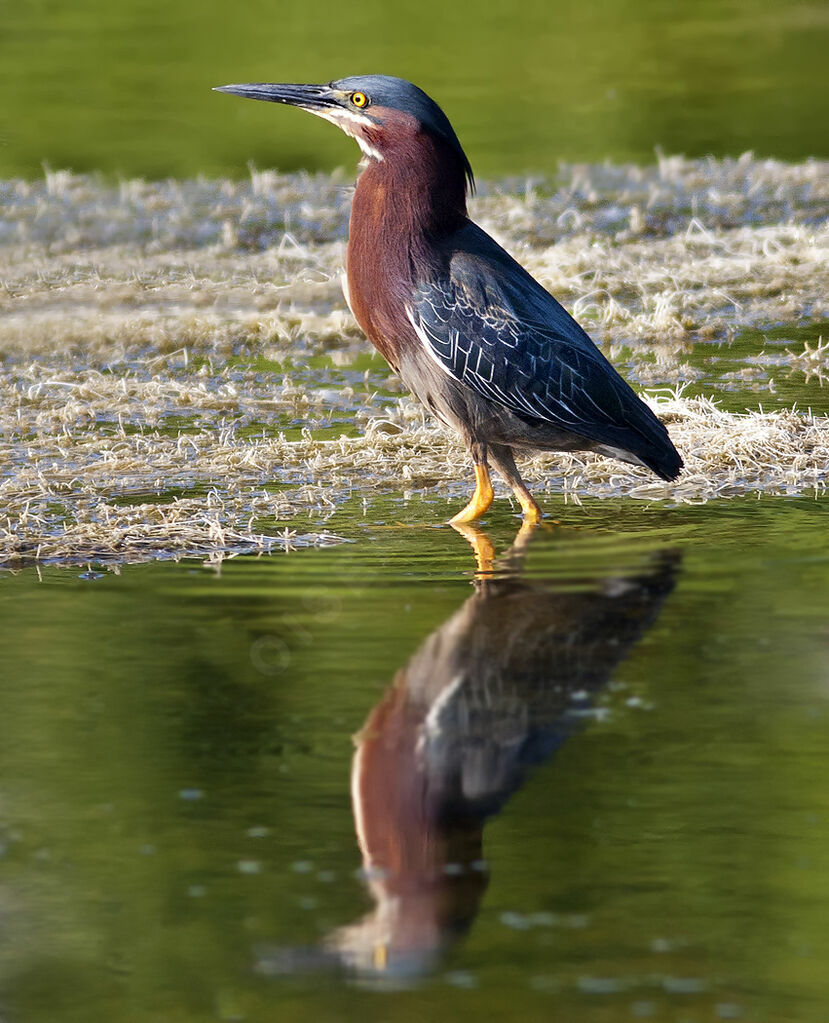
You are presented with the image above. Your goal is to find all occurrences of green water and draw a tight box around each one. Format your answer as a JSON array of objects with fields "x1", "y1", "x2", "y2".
[
  {"x1": 2, "y1": 0, "x2": 827, "y2": 178},
  {"x1": 2, "y1": 494, "x2": 829, "y2": 1021}
]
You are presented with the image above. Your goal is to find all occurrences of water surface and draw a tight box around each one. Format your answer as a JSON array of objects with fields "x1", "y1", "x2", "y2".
[{"x1": 2, "y1": 494, "x2": 829, "y2": 1021}]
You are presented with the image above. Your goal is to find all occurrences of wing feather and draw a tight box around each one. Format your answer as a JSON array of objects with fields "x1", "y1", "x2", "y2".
[{"x1": 407, "y1": 222, "x2": 677, "y2": 467}]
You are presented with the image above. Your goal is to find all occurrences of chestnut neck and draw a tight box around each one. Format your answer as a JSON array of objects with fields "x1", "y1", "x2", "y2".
[
  {"x1": 350, "y1": 129, "x2": 469, "y2": 271},
  {"x1": 345, "y1": 128, "x2": 471, "y2": 363}
]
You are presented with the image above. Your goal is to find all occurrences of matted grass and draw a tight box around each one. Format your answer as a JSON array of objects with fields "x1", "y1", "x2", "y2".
[{"x1": 1, "y1": 155, "x2": 827, "y2": 565}]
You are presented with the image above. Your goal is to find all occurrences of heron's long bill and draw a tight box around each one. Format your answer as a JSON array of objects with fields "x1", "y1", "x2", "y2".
[{"x1": 213, "y1": 82, "x2": 338, "y2": 112}]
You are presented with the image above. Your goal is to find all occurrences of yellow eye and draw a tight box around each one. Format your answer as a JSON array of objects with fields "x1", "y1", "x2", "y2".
[{"x1": 351, "y1": 91, "x2": 368, "y2": 108}]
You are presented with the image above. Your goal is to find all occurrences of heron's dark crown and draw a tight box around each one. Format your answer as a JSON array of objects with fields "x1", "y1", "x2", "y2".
[{"x1": 333, "y1": 75, "x2": 474, "y2": 190}]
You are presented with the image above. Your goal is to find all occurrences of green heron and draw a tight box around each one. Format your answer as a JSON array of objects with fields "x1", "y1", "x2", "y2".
[{"x1": 215, "y1": 76, "x2": 683, "y2": 522}]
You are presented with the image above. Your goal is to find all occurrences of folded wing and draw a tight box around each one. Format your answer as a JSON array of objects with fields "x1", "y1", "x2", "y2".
[{"x1": 407, "y1": 222, "x2": 682, "y2": 480}]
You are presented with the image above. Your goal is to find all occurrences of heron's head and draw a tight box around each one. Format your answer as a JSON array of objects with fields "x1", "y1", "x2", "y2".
[{"x1": 214, "y1": 74, "x2": 474, "y2": 191}]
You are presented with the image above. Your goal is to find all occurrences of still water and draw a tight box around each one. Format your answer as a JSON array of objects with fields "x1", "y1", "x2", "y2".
[{"x1": 2, "y1": 493, "x2": 828, "y2": 1021}]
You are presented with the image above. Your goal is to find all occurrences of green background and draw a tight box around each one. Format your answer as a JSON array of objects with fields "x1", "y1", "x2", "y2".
[{"x1": 2, "y1": 0, "x2": 828, "y2": 178}]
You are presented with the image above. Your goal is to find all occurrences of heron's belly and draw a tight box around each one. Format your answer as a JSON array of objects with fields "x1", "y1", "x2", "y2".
[{"x1": 397, "y1": 346, "x2": 604, "y2": 456}]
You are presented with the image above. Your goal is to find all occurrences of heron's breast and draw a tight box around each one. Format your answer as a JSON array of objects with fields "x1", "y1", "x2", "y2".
[{"x1": 346, "y1": 199, "x2": 419, "y2": 371}]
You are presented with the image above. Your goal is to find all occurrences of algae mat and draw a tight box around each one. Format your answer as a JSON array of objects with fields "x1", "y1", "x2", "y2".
[{"x1": 1, "y1": 156, "x2": 827, "y2": 566}]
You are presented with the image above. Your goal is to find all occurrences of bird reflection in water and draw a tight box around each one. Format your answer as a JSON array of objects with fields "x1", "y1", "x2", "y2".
[
  {"x1": 324, "y1": 524, "x2": 680, "y2": 984},
  {"x1": 257, "y1": 524, "x2": 679, "y2": 985}
]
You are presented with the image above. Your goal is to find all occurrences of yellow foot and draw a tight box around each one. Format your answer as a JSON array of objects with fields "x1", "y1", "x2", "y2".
[
  {"x1": 449, "y1": 463, "x2": 494, "y2": 524},
  {"x1": 515, "y1": 485, "x2": 543, "y2": 524},
  {"x1": 450, "y1": 522, "x2": 496, "y2": 575}
]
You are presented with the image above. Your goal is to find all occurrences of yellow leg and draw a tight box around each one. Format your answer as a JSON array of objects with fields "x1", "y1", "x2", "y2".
[
  {"x1": 450, "y1": 521, "x2": 497, "y2": 575},
  {"x1": 488, "y1": 444, "x2": 543, "y2": 524},
  {"x1": 513, "y1": 483, "x2": 543, "y2": 524},
  {"x1": 450, "y1": 463, "x2": 494, "y2": 524}
]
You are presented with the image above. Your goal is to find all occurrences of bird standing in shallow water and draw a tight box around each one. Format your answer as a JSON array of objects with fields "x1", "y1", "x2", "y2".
[{"x1": 215, "y1": 76, "x2": 683, "y2": 523}]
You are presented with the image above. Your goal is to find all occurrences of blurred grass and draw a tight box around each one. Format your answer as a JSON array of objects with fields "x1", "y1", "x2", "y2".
[{"x1": 2, "y1": 0, "x2": 828, "y2": 178}]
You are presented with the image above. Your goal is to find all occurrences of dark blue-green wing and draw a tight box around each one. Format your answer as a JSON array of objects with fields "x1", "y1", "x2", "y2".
[{"x1": 407, "y1": 223, "x2": 681, "y2": 479}]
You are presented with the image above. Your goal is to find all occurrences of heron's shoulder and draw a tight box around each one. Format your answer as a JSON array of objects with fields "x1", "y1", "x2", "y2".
[
  {"x1": 445, "y1": 221, "x2": 536, "y2": 284},
  {"x1": 439, "y1": 221, "x2": 595, "y2": 350}
]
